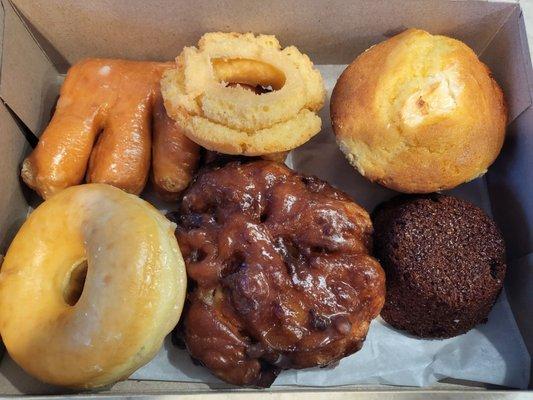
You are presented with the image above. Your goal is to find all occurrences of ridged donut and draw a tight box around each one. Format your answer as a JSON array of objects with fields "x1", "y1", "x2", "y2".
[
  {"x1": 161, "y1": 32, "x2": 325, "y2": 156},
  {"x1": 0, "y1": 184, "x2": 186, "y2": 388}
]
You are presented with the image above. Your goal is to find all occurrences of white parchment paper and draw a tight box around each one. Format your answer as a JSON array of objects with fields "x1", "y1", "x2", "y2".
[{"x1": 132, "y1": 65, "x2": 531, "y2": 389}]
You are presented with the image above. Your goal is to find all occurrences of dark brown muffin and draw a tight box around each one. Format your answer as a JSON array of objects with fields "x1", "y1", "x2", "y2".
[
  {"x1": 171, "y1": 160, "x2": 385, "y2": 387},
  {"x1": 372, "y1": 194, "x2": 506, "y2": 338}
]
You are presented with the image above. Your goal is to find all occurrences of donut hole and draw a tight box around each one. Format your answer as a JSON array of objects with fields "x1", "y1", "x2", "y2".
[
  {"x1": 63, "y1": 260, "x2": 88, "y2": 306},
  {"x1": 212, "y1": 58, "x2": 286, "y2": 94}
]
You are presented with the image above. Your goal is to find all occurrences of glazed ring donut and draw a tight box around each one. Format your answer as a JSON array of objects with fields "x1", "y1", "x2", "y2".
[
  {"x1": 161, "y1": 32, "x2": 326, "y2": 156},
  {"x1": 0, "y1": 184, "x2": 186, "y2": 388}
]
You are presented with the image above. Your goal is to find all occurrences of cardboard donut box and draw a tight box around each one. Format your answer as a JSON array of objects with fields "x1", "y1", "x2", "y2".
[{"x1": 0, "y1": 0, "x2": 531, "y2": 397}]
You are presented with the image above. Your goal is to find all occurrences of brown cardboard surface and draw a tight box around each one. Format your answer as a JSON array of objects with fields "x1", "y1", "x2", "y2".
[
  {"x1": 486, "y1": 6, "x2": 533, "y2": 261},
  {"x1": 480, "y1": 5, "x2": 533, "y2": 121},
  {"x1": 0, "y1": 360, "x2": 506, "y2": 397},
  {"x1": 11, "y1": 0, "x2": 516, "y2": 71},
  {"x1": 484, "y1": 5, "x2": 533, "y2": 367},
  {"x1": 489, "y1": 106, "x2": 533, "y2": 355},
  {"x1": 0, "y1": 102, "x2": 29, "y2": 253},
  {"x1": 0, "y1": 0, "x2": 57, "y2": 134},
  {"x1": 0, "y1": 0, "x2": 4, "y2": 69},
  {"x1": 0, "y1": 0, "x2": 531, "y2": 396}
]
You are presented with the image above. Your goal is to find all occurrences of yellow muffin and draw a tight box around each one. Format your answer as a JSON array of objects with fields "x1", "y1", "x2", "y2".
[{"x1": 331, "y1": 29, "x2": 506, "y2": 193}]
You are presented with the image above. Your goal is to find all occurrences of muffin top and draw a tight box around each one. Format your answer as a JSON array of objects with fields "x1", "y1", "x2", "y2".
[
  {"x1": 372, "y1": 194, "x2": 506, "y2": 306},
  {"x1": 331, "y1": 28, "x2": 507, "y2": 193}
]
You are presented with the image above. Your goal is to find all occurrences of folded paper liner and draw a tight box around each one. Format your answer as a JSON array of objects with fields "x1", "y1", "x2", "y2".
[
  {"x1": 132, "y1": 65, "x2": 530, "y2": 389},
  {"x1": 0, "y1": 65, "x2": 527, "y2": 390}
]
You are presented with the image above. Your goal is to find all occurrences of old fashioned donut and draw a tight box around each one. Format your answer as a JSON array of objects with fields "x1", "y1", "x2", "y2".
[
  {"x1": 331, "y1": 29, "x2": 506, "y2": 193},
  {"x1": 161, "y1": 32, "x2": 326, "y2": 156},
  {"x1": 21, "y1": 58, "x2": 201, "y2": 200},
  {"x1": 0, "y1": 184, "x2": 187, "y2": 388},
  {"x1": 171, "y1": 161, "x2": 385, "y2": 387}
]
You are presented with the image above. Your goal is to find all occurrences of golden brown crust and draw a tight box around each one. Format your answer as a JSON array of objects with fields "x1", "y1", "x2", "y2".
[
  {"x1": 151, "y1": 94, "x2": 201, "y2": 201},
  {"x1": 0, "y1": 184, "x2": 186, "y2": 388},
  {"x1": 260, "y1": 151, "x2": 289, "y2": 163},
  {"x1": 330, "y1": 29, "x2": 507, "y2": 193},
  {"x1": 161, "y1": 32, "x2": 325, "y2": 156},
  {"x1": 21, "y1": 58, "x2": 203, "y2": 200},
  {"x1": 21, "y1": 59, "x2": 175, "y2": 199}
]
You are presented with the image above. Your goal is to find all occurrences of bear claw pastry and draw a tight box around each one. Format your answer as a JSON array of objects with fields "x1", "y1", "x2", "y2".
[{"x1": 21, "y1": 58, "x2": 200, "y2": 200}]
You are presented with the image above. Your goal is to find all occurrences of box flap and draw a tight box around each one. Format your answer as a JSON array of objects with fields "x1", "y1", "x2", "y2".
[
  {"x1": 11, "y1": 0, "x2": 517, "y2": 70},
  {"x1": 0, "y1": 0, "x2": 57, "y2": 135},
  {"x1": 485, "y1": 6, "x2": 533, "y2": 261},
  {"x1": 480, "y1": 6, "x2": 533, "y2": 122},
  {"x1": 482, "y1": 4, "x2": 533, "y2": 383},
  {"x1": 0, "y1": 1, "x2": 4, "y2": 72},
  {"x1": 0, "y1": 0, "x2": 530, "y2": 395},
  {"x1": 0, "y1": 102, "x2": 30, "y2": 254}
]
